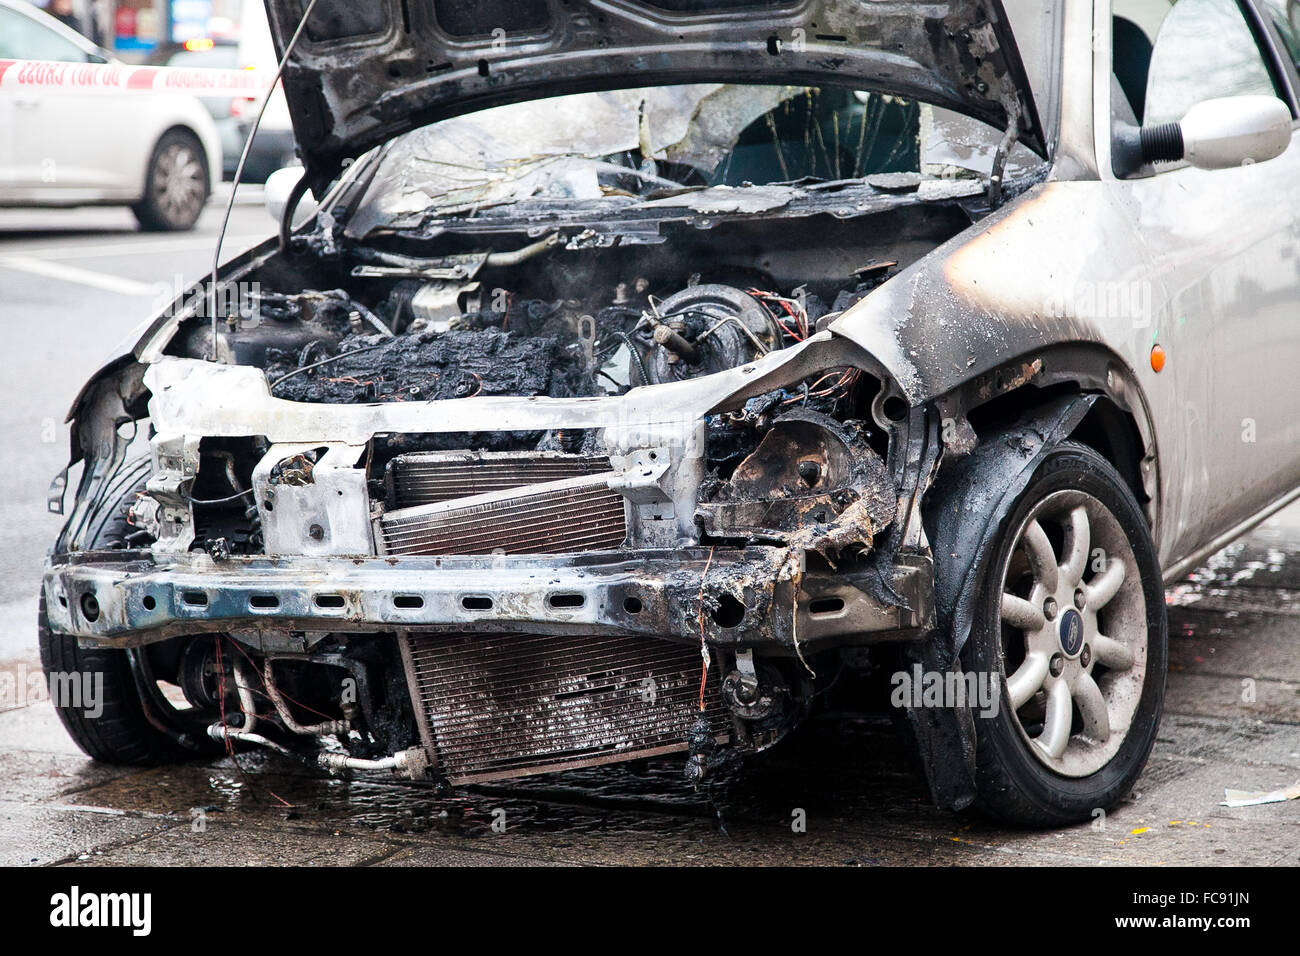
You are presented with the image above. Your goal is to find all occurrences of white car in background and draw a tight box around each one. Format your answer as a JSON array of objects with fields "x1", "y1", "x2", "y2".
[{"x1": 0, "y1": 0, "x2": 221, "y2": 230}]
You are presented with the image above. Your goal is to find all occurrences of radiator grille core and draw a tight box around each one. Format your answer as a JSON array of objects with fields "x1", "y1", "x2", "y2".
[
  {"x1": 388, "y1": 451, "x2": 612, "y2": 508},
  {"x1": 379, "y1": 452, "x2": 627, "y2": 556},
  {"x1": 401, "y1": 632, "x2": 731, "y2": 784}
]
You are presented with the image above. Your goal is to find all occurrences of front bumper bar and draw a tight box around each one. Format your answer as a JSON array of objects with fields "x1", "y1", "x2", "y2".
[{"x1": 43, "y1": 547, "x2": 933, "y2": 651}]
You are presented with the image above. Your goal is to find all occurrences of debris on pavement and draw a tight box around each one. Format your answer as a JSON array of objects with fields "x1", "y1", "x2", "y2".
[{"x1": 1221, "y1": 780, "x2": 1300, "y2": 808}]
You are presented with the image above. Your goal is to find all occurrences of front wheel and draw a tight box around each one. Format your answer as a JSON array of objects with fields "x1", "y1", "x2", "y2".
[{"x1": 963, "y1": 442, "x2": 1167, "y2": 826}]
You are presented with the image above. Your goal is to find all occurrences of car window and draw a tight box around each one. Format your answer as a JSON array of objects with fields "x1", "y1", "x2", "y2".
[
  {"x1": 1113, "y1": 0, "x2": 1283, "y2": 126},
  {"x1": 1260, "y1": 0, "x2": 1300, "y2": 73},
  {"x1": 348, "y1": 83, "x2": 1044, "y2": 234},
  {"x1": 0, "y1": 7, "x2": 91, "y2": 61}
]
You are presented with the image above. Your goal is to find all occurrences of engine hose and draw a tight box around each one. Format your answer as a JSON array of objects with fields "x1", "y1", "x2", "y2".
[{"x1": 618, "y1": 331, "x2": 651, "y2": 385}]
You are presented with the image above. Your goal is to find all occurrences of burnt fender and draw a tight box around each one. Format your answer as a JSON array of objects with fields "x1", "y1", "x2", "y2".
[
  {"x1": 925, "y1": 393, "x2": 1099, "y2": 662},
  {"x1": 904, "y1": 393, "x2": 1097, "y2": 811}
]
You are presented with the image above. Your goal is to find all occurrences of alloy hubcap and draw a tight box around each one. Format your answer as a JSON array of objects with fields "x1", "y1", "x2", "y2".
[
  {"x1": 154, "y1": 144, "x2": 205, "y2": 222},
  {"x1": 997, "y1": 490, "x2": 1147, "y2": 777}
]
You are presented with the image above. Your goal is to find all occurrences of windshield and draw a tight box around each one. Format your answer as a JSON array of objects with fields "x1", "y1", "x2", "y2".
[{"x1": 349, "y1": 84, "x2": 1043, "y2": 234}]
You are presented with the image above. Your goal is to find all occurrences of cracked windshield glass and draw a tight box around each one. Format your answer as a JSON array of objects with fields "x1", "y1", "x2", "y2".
[{"x1": 349, "y1": 84, "x2": 1043, "y2": 233}]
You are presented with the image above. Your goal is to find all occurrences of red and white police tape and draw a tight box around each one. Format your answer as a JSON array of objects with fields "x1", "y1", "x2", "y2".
[{"x1": 0, "y1": 58, "x2": 273, "y2": 95}]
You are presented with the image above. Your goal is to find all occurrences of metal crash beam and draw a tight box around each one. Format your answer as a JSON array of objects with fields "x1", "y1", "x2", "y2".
[{"x1": 43, "y1": 548, "x2": 933, "y2": 651}]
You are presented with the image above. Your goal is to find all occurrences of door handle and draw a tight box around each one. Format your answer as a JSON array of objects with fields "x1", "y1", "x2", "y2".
[{"x1": 13, "y1": 97, "x2": 41, "y2": 109}]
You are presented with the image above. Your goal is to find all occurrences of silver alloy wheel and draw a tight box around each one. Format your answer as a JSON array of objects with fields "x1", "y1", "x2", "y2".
[
  {"x1": 996, "y1": 490, "x2": 1148, "y2": 777},
  {"x1": 153, "y1": 142, "x2": 206, "y2": 223}
]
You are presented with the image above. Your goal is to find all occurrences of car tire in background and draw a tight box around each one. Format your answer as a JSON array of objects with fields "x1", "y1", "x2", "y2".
[
  {"x1": 962, "y1": 442, "x2": 1167, "y2": 826},
  {"x1": 132, "y1": 128, "x2": 210, "y2": 231}
]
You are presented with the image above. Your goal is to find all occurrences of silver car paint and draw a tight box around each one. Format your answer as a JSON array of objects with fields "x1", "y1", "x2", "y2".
[{"x1": 832, "y1": 0, "x2": 1300, "y2": 570}]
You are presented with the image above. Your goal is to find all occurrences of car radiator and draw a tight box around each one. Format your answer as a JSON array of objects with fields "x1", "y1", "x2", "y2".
[
  {"x1": 400, "y1": 631, "x2": 732, "y2": 784},
  {"x1": 377, "y1": 451, "x2": 627, "y2": 555},
  {"x1": 385, "y1": 450, "x2": 612, "y2": 506},
  {"x1": 383, "y1": 451, "x2": 724, "y2": 782}
]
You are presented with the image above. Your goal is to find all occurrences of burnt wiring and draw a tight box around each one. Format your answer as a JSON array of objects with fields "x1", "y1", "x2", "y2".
[
  {"x1": 752, "y1": 285, "x2": 860, "y2": 410},
  {"x1": 181, "y1": 447, "x2": 257, "y2": 506},
  {"x1": 269, "y1": 343, "x2": 391, "y2": 391},
  {"x1": 211, "y1": 636, "x2": 295, "y2": 808},
  {"x1": 183, "y1": 488, "x2": 255, "y2": 506},
  {"x1": 214, "y1": 635, "x2": 234, "y2": 757},
  {"x1": 783, "y1": 368, "x2": 863, "y2": 407},
  {"x1": 748, "y1": 289, "x2": 811, "y2": 342},
  {"x1": 696, "y1": 546, "x2": 716, "y2": 713},
  {"x1": 225, "y1": 639, "x2": 341, "y2": 725},
  {"x1": 696, "y1": 313, "x2": 771, "y2": 356}
]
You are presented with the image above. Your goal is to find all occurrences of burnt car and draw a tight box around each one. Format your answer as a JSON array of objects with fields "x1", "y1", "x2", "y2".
[{"x1": 39, "y1": 0, "x2": 1300, "y2": 826}]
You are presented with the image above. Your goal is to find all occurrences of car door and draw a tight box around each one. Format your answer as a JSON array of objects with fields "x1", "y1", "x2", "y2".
[
  {"x1": 1109, "y1": 0, "x2": 1300, "y2": 559},
  {"x1": 0, "y1": 53, "x2": 14, "y2": 194},
  {"x1": 0, "y1": 5, "x2": 80, "y2": 197},
  {"x1": 0, "y1": 4, "x2": 137, "y2": 201}
]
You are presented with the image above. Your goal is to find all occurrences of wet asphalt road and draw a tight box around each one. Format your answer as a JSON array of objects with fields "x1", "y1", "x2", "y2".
[{"x1": 0, "y1": 197, "x2": 1297, "y2": 866}]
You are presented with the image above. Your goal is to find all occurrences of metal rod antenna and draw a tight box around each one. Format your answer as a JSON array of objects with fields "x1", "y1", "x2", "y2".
[{"x1": 209, "y1": 0, "x2": 321, "y2": 360}]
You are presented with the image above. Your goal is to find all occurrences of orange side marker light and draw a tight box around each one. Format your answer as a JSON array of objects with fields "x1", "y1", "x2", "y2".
[{"x1": 1150, "y1": 344, "x2": 1166, "y2": 373}]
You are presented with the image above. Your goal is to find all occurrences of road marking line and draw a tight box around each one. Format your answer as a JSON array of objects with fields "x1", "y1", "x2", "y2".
[
  {"x1": 7, "y1": 234, "x2": 267, "y2": 260},
  {"x1": 0, "y1": 255, "x2": 158, "y2": 295}
]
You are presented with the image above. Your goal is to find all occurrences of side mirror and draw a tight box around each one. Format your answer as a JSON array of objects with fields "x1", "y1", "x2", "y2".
[
  {"x1": 264, "y1": 165, "x2": 315, "y2": 224},
  {"x1": 1140, "y1": 95, "x2": 1292, "y2": 170}
]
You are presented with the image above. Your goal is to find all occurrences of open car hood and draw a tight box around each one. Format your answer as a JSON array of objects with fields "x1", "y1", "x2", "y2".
[{"x1": 265, "y1": 0, "x2": 1044, "y2": 191}]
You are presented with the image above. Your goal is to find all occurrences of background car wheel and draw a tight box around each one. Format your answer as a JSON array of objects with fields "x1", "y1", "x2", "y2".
[
  {"x1": 962, "y1": 442, "x2": 1167, "y2": 826},
  {"x1": 38, "y1": 462, "x2": 219, "y2": 764},
  {"x1": 132, "y1": 129, "x2": 209, "y2": 232}
]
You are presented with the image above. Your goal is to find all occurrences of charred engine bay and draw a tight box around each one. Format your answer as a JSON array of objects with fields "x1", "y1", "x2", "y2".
[
  {"x1": 119, "y1": 196, "x2": 980, "y2": 787},
  {"x1": 179, "y1": 195, "x2": 980, "y2": 430},
  {"x1": 168, "y1": 195, "x2": 983, "y2": 561}
]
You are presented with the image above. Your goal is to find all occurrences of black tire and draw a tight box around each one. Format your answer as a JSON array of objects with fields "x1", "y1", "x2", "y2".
[
  {"x1": 38, "y1": 463, "x2": 215, "y2": 764},
  {"x1": 962, "y1": 442, "x2": 1167, "y2": 826},
  {"x1": 131, "y1": 128, "x2": 210, "y2": 232}
]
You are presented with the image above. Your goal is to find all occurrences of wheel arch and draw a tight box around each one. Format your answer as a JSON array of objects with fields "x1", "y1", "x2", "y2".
[
  {"x1": 910, "y1": 393, "x2": 1101, "y2": 812},
  {"x1": 933, "y1": 344, "x2": 1161, "y2": 537},
  {"x1": 924, "y1": 393, "x2": 1101, "y2": 664},
  {"x1": 901, "y1": 364, "x2": 1162, "y2": 813},
  {"x1": 1067, "y1": 396, "x2": 1149, "y2": 513}
]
